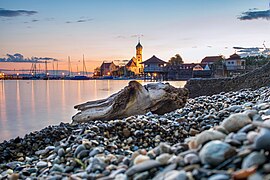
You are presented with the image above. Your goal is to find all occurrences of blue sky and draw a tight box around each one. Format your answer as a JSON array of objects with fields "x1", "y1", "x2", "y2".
[{"x1": 0, "y1": 0, "x2": 269, "y2": 71}]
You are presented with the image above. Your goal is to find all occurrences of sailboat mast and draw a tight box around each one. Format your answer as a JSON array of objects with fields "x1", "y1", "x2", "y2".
[
  {"x1": 68, "y1": 56, "x2": 71, "y2": 76},
  {"x1": 83, "y1": 54, "x2": 87, "y2": 76}
]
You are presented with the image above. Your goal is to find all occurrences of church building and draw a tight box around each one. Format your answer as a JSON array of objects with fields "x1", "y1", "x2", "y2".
[{"x1": 126, "y1": 41, "x2": 144, "y2": 75}]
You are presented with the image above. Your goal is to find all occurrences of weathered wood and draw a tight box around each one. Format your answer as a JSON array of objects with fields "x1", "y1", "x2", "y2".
[{"x1": 72, "y1": 81, "x2": 189, "y2": 123}]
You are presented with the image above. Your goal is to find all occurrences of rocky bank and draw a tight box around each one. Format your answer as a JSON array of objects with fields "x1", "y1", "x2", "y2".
[
  {"x1": 0, "y1": 86, "x2": 270, "y2": 179},
  {"x1": 185, "y1": 61, "x2": 270, "y2": 98}
]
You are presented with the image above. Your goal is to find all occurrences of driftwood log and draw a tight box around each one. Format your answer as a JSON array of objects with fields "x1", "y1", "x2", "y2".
[{"x1": 72, "y1": 81, "x2": 189, "y2": 123}]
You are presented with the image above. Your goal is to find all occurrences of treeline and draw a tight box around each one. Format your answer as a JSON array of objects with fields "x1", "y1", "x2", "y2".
[{"x1": 243, "y1": 55, "x2": 269, "y2": 66}]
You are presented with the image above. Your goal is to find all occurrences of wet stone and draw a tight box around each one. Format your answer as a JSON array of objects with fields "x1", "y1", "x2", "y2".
[
  {"x1": 255, "y1": 120, "x2": 270, "y2": 150},
  {"x1": 233, "y1": 132, "x2": 247, "y2": 142},
  {"x1": 199, "y1": 140, "x2": 236, "y2": 167},
  {"x1": 263, "y1": 163, "x2": 270, "y2": 173},
  {"x1": 184, "y1": 153, "x2": 200, "y2": 165},
  {"x1": 50, "y1": 164, "x2": 64, "y2": 173},
  {"x1": 126, "y1": 160, "x2": 161, "y2": 176},
  {"x1": 221, "y1": 113, "x2": 252, "y2": 132},
  {"x1": 36, "y1": 161, "x2": 48, "y2": 168},
  {"x1": 164, "y1": 170, "x2": 187, "y2": 180},
  {"x1": 242, "y1": 152, "x2": 266, "y2": 169},
  {"x1": 123, "y1": 128, "x2": 131, "y2": 137},
  {"x1": 156, "y1": 153, "x2": 172, "y2": 165},
  {"x1": 208, "y1": 174, "x2": 230, "y2": 180},
  {"x1": 77, "y1": 149, "x2": 90, "y2": 159},
  {"x1": 57, "y1": 148, "x2": 65, "y2": 157},
  {"x1": 134, "y1": 155, "x2": 150, "y2": 165},
  {"x1": 133, "y1": 171, "x2": 149, "y2": 180}
]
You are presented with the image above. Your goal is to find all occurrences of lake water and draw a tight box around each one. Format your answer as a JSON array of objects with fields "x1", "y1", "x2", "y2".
[{"x1": 0, "y1": 80, "x2": 186, "y2": 142}]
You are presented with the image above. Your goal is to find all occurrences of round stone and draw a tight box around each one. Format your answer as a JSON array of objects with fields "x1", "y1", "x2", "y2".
[
  {"x1": 57, "y1": 148, "x2": 65, "y2": 157},
  {"x1": 221, "y1": 113, "x2": 252, "y2": 132},
  {"x1": 195, "y1": 130, "x2": 226, "y2": 147},
  {"x1": 36, "y1": 161, "x2": 48, "y2": 168},
  {"x1": 263, "y1": 163, "x2": 270, "y2": 173},
  {"x1": 184, "y1": 153, "x2": 200, "y2": 164},
  {"x1": 255, "y1": 120, "x2": 270, "y2": 150},
  {"x1": 164, "y1": 170, "x2": 187, "y2": 180},
  {"x1": 133, "y1": 155, "x2": 150, "y2": 165},
  {"x1": 156, "y1": 153, "x2": 172, "y2": 165},
  {"x1": 123, "y1": 128, "x2": 131, "y2": 137},
  {"x1": 74, "y1": 144, "x2": 86, "y2": 157},
  {"x1": 242, "y1": 152, "x2": 266, "y2": 169},
  {"x1": 77, "y1": 150, "x2": 90, "y2": 159},
  {"x1": 233, "y1": 132, "x2": 247, "y2": 142},
  {"x1": 247, "y1": 131, "x2": 258, "y2": 143},
  {"x1": 208, "y1": 174, "x2": 230, "y2": 180},
  {"x1": 199, "y1": 140, "x2": 236, "y2": 167}
]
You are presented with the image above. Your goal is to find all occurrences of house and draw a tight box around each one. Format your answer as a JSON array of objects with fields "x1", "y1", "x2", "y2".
[
  {"x1": 167, "y1": 63, "x2": 213, "y2": 80},
  {"x1": 201, "y1": 55, "x2": 225, "y2": 77},
  {"x1": 126, "y1": 57, "x2": 137, "y2": 74},
  {"x1": 100, "y1": 61, "x2": 118, "y2": 76},
  {"x1": 225, "y1": 53, "x2": 246, "y2": 70},
  {"x1": 141, "y1": 55, "x2": 167, "y2": 80}
]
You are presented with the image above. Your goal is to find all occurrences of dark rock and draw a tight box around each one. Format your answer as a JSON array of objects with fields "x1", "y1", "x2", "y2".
[
  {"x1": 199, "y1": 140, "x2": 236, "y2": 167},
  {"x1": 74, "y1": 144, "x2": 86, "y2": 157},
  {"x1": 242, "y1": 152, "x2": 266, "y2": 169}
]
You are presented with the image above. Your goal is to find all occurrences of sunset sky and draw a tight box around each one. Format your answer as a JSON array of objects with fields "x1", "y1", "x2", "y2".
[{"x1": 0, "y1": 0, "x2": 269, "y2": 72}]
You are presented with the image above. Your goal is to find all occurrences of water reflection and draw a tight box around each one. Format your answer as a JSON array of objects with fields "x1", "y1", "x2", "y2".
[
  {"x1": 0, "y1": 80, "x2": 186, "y2": 142},
  {"x1": 107, "y1": 80, "x2": 111, "y2": 97},
  {"x1": 16, "y1": 80, "x2": 22, "y2": 122},
  {"x1": 0, "y1": 80, "x2": 9, "y2": 140}
]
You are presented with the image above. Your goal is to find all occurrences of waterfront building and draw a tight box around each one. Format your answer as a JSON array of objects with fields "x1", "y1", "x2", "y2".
[
  {"x1": 225, "y1": 53, "x2": 246, "y2": 76},
  {"x1": 100, "y1": 61, "x2": 118, "y2": 76},
  {"x1": 225, "y1": 53, "x2": 246, "y2": 70},
  {"x1": 141, "y1": 55, "x2": 167, "y2": 81},
  {"x1": 167, "y1": 63, "x2": 213, "y2": 80},
  {"x1": 201, "y1": 55, "x2": 225, "y2": 77}
]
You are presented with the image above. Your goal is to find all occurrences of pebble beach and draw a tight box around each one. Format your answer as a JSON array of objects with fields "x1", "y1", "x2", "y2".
[{"x1": 1, "y1": 86, "x2": 270, "y2": 180}]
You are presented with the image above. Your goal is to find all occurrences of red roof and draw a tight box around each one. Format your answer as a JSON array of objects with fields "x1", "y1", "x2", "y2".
[
  {"x1": 141, "y1": 55, "x2": 166, "y2": 64},
  {"x1": 227, "y1": 53, "x2": 241, "y2": 60},
  {"x1": 201, "y1": 56, "x2": 223, "y2": 64}
]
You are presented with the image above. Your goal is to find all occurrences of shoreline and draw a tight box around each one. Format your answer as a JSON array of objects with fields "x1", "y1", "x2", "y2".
[{"x1": 0, "y1": 85, "x2": 270, "y2": 179}]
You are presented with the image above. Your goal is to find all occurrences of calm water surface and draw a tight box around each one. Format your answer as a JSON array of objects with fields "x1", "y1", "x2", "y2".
[{"x1": 0, "y1": 80, "x2": 186, "y2": 142}]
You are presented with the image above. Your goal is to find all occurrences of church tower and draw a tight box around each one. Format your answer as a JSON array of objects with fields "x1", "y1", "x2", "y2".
[{"x1": 136, "y1": 39, "x2": 143, "y2": 73}]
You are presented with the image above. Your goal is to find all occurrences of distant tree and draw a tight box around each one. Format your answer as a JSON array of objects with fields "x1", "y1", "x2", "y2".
[
  {"x1": 168, "y1": 54, "x2": 184, "y2": 65},
  {"x1": 244, "y1": 55, "x2": 269, "y2": 66}
]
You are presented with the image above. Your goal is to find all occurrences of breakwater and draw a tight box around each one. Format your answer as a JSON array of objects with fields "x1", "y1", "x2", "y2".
[{"x1": 185, "y1": 62, "x2": 270, "y2": 98}]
